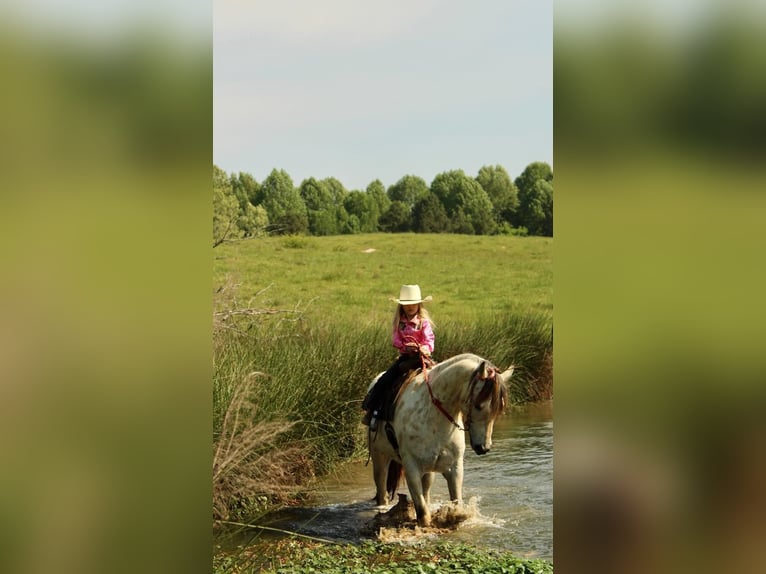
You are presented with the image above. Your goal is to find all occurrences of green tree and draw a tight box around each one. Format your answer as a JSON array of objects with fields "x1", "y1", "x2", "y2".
[
  {"x1": 213, "y1": 165, "x2": 242, "y2": 247},
  {"x1": 321, "y1": 177, "x2": 351, "y2": 234},
  {"x1": 344, "y1": 190, "x2": 378, "y2": 233},
  {"x1": 366, "y1": 179, "x2": 390, "y2": 229},
  {"x1": 300, "y1": 177, "x2": 337, "y2": 235},
  {"x1": 307, "y1": 209, "x2": 336, "y2": 236},
  {"x1": 379, "y1": 201, "x2": 411, "y2": 232},
  {"x1": 516, "y1": 180, "x2": 553, "y2": 236},
  {"x1": 237, "y1": 204, "x2": 269, "y2": 238},
  {"x1": 515, "y1": 162, "x2": 553, "y2": 235},
  {"x1": 341, "y1": 212, "x2": 361, "y2": 235},
  {"x1": 257, "y1": 168, "x2": 308, "y2": 235},
  {"x1": 229, "y1": 171, "x2": 268, "y2": 237},
  {"x1": 231, "y1": 171, "x2": 260, "y2": 206},
  {"x1": 538, "y1": 180, "x2": 554, "y2": 237},
  {"x1": 431, "y1": 170, "x2": 496, "y2": 235},
  {"x1": 300, "y1": 177, "x2": 331, "y2": 211},
  {"x1": 476, "y1": 165, "x2": 519, "y2": 225},
  {"x1": 213, "y1": 164, "x2": 229, "y2": 189},
  {"x1": 515, "y1": 161, "x2": 553, "y2": 197},
  {"x1": 279, "y1": 212, "x2": 310, "y2": 235},
  {"x1": 517, "y1": 185, "x2": 545, "y2": 235},
  {"x1": 387, "y1": 175, "x2": 429, "y2": 212},
  {"x1": 412, "y1": 192, "x2": 450, "y2": 233},
  {"x1": 336, "y1": 204, "x2": 353, "y2": 234},
  {"x1": 450, "y1": 207, "x2": 475, "y2": 234},
  {"x1": 322, "y1": 177, "x2": 348, "y2": 206},
  {"x1": 297, "y1": 176, "x2": 351, "y2": 236}
]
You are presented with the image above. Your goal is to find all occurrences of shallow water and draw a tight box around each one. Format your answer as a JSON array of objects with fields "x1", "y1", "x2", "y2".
[{"x1": 254, "y1": 401, "x2": 552, "y2": 560}]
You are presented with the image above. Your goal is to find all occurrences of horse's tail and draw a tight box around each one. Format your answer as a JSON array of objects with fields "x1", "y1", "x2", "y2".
[{"x1": 386, "y1": 460, "x2": 404, "y2": 502}]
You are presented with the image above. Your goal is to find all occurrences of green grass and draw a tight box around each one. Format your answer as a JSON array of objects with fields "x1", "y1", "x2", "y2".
[
  {"x1": 212, "y1": 233, "x2": 552, "y2": 525},
  {"x1": 213, "y1": 233, "x2": 552, "y2": 325},
  {"x1": 215, "y1": 539, "x2": 553, "y2": 574}
]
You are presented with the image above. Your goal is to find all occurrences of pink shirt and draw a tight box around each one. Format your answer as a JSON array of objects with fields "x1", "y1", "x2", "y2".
[{"x1": 392, "y1": 314, "x2": 435, "y2": 355}]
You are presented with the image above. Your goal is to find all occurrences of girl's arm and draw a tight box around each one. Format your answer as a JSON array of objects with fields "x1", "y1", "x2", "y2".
[
  {"x1": 392, "y1": 324, "x2": 406, "y2": 353},
  {"x1": 419, "y1": 320, "x2": 435, "y2": 355}
]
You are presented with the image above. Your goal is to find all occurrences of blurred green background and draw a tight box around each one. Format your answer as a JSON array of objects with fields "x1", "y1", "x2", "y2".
[
  {"x1": 555, "y1": 3, "x2": 766, "y2": 573},
  {"x1": 2, "y1": 1, "x2": 766, "y2": 574},
  {"x1": 0, "y1": 4, "x2": 212, "y2": 574}
]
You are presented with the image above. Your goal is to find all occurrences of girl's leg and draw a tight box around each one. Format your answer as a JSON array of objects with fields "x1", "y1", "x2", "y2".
[{"x1": 367, "y1": 360, "x2": 403, "y2": 429}]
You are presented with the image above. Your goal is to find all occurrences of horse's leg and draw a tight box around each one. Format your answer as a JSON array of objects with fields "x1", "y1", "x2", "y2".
[
  {"x1": 443, "y1": 457, "x2": 464, "y2": 504},
  {"x1": 403, "y1": 461, "x2": 431, "y2": 527},
  {"x1": 421, "y1": 472, "x2": 434, "y2": 506},
  {"x1": 371, "y1": 446, "x2": 391, "y2": 505}
]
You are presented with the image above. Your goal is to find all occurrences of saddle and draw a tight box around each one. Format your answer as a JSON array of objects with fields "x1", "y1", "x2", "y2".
[
  {"x1": 362, "y1": 355, "x2": 435, "y2": 425},
  {"x1": 362, "y1": 368, "x2": 420, "y2": 421},
  {"x1": 383, "y1": 363, "x2": 433, "y2": 421}
]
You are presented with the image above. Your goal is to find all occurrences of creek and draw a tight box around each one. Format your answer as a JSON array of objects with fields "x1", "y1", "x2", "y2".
[{"x1": 249, "y1": 400, "x2": 552, "y2": 560}]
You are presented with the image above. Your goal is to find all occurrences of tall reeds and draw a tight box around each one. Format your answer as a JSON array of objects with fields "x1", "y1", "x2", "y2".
[{"x1": 212, "y1": 306, "x2": 552, "y2": 522}]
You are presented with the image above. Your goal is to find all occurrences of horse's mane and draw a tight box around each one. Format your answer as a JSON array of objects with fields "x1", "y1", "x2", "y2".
[
  {"x1": 426, "y1": 353, "x2": 509, "y2": 416},
  {"x1": 393, "y1": 369, "x2": 419, "y2": 405},
  {"x1": 428, "y1": 353, "x2": 484, "y2": 377},
  {"x1": 472, "y1": 363, "x2": 509, "y2": 417},
  {"x1": 456, "y1": 355, "x2": 508, "y2": 417},
  {"x1": 391, "y1": 354, "x2": 480, "y2": 406}
]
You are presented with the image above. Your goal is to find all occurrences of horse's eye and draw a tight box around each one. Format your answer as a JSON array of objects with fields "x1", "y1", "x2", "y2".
[{"x1": 475, "y1": 403, "x2": 484, "y2": 411}]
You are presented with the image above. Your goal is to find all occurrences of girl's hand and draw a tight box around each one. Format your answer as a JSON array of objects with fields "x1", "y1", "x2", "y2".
[{"x1": 419, "y1": 345, "x2": 430, "y2": 356}]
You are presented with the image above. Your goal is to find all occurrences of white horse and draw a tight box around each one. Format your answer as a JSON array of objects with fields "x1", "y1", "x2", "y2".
[{"x1": 368, "y1": 353, "x2": 514, "y2": 527}]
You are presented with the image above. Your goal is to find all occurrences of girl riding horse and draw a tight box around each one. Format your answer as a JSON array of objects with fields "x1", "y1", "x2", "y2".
[{"x1": 362, "y1": 284, "x2": 435, "y2": 431}]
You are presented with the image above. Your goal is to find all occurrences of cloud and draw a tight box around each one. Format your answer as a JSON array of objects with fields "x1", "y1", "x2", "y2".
[{"x1": 216, "y1": 0, "x2": 438, "y2": 47}]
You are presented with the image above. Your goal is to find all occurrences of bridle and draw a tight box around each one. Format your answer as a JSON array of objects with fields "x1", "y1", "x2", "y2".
[{"x1": 424, "y1": 362, "x2": 498, "y2": 435}]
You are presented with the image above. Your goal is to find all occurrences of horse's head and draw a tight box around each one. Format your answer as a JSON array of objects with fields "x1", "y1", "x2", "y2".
[{"x1": 465, "y1": 361, "x2": 514, "y2": 455}]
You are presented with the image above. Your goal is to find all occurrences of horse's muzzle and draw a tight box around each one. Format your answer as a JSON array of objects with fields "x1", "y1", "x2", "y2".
[{"x1": 472, "y1": 444, "x2": 490, "y2": 455}]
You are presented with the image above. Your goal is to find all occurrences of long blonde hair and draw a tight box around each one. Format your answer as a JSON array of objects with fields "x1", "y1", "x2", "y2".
[{"x1": 392, "y1": 303, "x2": 435, "y2": 331}]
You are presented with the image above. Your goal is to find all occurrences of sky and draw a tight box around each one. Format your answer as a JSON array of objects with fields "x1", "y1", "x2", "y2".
[{"x1": 214, "y1": 0, "x2": 552, "y2": 191}]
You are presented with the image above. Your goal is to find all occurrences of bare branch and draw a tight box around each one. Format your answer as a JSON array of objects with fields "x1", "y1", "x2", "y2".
[{"x1": 214, "y1": 307, "x2": 299, "y2": 320}]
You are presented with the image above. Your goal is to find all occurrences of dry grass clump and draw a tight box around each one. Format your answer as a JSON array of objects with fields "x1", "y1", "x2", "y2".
[
  {"x1": 213, "y1": 375, "x2": 314, "y2": 522},
  {"x1": 526, "y1": 351, "x2": 553, "y2": 402}
]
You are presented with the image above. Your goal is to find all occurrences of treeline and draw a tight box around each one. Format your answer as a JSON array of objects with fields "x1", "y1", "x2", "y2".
[{"x1": 213, "y1": 162, "x2": 552, "y2": 246}]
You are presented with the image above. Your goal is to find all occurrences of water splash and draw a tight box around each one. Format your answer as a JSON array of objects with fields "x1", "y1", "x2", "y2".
[{"x1": 367, "y1": 495, "x2": 498, "y2": 543}]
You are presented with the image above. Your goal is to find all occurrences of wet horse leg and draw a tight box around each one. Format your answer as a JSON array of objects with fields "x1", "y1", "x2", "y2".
[
  {"x1": 371, "y1": 447, "x2": 391, "y2": 505},
  {"x1": 403, "y1": 460, "x2": 431, "y2": 527},
  {"x1": 421, "y1": 472, "x2": 434, "y2": 506},
  {"x1": 442, "y1": 457, "x2": 464, "y2": 504}
]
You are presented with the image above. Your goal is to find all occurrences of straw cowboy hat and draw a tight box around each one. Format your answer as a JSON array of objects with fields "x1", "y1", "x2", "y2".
[{"x1": 391, "y1": 284, "x2": 433, "y2": 305}]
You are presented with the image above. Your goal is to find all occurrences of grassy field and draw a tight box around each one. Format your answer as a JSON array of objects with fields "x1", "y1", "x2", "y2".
[
  {"x1": 213, "y1": 233, "x2": 552, "y2": 325},
  {"x1": 212, "y1": 233, "x2": 553, "y2": 560}
]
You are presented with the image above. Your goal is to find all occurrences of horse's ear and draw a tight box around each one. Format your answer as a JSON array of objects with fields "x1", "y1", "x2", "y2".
[
  {"x1": 500, "y1": 365, "x2": 515, "y2": 382},
  {"x1": 479, "y1": 361, "x2": 492, "y2": 379}
]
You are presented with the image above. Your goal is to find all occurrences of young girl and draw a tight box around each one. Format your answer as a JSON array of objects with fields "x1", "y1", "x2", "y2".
[{"x1": 363, "y1": 284, "x2": 435, "y2": 431}]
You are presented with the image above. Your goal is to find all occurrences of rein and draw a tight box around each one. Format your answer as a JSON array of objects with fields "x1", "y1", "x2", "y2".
[
  {"x1": 425, "y1": 376, "x2": 466, "y2": 431},
  {"x1": 402, "y1": 335, "x2": 467, "y2": 431},
  {"x1": 400, "y1": 333, "x2": 481, "y2": 431},
  {"x1": 412, "y1": 343, "x2": 467, "y2": 430},
  {"x1": 424, "y1": 361, "x2": 497, "y2": 432}
]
